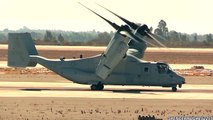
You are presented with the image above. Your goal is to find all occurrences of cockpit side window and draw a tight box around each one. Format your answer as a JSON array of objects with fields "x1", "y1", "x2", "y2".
[{"x1": 157, "y1": 63, "x2": 168, "y2": 74}]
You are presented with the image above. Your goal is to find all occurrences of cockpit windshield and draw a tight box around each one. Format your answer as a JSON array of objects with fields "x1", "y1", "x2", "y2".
[{"x1": 157, "y1": 63, "x2": 172, "y2": 74}]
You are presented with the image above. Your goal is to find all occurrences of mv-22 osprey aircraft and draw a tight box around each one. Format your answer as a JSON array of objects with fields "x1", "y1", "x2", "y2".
[{"x1": 8, "y1": 3, "x2": 185, "y2": 92}]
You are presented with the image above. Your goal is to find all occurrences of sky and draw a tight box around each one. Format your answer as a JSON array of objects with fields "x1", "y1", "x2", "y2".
[{"x1": 0, "y1": 0, "x2": 212, "y2": 34}]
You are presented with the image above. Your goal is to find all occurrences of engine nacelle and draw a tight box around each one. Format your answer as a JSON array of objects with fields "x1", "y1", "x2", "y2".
[{"x1": 96, "y1": 32, "x2": 129, "y2": 80}]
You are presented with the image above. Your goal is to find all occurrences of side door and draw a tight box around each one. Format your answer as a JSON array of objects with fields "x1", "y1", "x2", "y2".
[
  {"x1": 140, "y1": 64, "x2": 151, "y2": 85},
  {"x1": 124, "y1": 62, "x2": 137, "y2": 85}
]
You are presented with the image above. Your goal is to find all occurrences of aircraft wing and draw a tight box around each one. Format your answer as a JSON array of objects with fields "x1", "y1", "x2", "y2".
[
  {"x1": 127, "y1": 40, "x2": 147, "y2": 59},
  {"x1": 96, "y1": 31, "x2": 129, "y2": 80}
]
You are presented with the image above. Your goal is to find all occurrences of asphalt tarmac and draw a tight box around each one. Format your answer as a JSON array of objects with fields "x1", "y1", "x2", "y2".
[{"x1": 0, "y1": 82, "x2": 213, "y2": 100}]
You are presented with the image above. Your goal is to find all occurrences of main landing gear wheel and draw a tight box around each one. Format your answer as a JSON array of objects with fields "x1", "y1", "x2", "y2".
[
  {"x1": 90, "y1": 83, "x2": 104, "y2": 90},
  {"x1": 172, "y1": 87, "x2": 177, "y2": 92}
]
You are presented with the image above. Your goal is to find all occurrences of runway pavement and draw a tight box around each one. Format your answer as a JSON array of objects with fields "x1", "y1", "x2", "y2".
[{"x1": 0, "y1": 81, "x2": 213, "y2": 100}]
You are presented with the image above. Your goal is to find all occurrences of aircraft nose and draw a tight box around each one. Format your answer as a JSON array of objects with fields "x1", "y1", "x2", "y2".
[{"x1": 178, "y1": 76, "x2": 185, "y2": 84}]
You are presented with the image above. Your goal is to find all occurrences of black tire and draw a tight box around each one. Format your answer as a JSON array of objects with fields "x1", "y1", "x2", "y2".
[
  {"x1": 91, "y1": 84, "x2": 97, "y2": 90},
  {"x1": 172, "y1": 87, "x2": 177, "y2": 92},
  {"x1": 90, "y1": 84, "x2": 104, "y2": 90},
  {"x1": 98, "y1": 84, "x2": 104, "y2": 90},
  {"x1": 178, "y1": 84, "x2": 182, "y2": 88}
]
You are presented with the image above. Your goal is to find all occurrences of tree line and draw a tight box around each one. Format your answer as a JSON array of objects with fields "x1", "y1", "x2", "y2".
[
  {"x1": 0, "y1": 20, "x2": 212, "y2": 47},
  {"x1": 154, "y1": 20, "x2": 213, "y2": 47},
  {"x1": 0, "y1": 27, "x2": 114, "y2": 46}
]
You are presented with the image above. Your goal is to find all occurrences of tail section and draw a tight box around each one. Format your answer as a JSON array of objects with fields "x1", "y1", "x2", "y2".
[{"x1": 8, "y1": 33, "x2": 38, "y2": 67}]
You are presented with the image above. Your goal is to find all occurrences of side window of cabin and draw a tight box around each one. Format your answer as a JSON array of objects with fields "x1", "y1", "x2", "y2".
[{"x1": 144, "y1": 67, "x2": 149, "y2": 72}]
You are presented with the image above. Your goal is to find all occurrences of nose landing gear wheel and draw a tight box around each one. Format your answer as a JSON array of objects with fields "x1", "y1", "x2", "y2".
[
  {"x1": 90, "y1": 83, "x2": 104, "y2": 90},
  {"x1": 172, "y1": 87, "x2": 177, "y2": 92}
]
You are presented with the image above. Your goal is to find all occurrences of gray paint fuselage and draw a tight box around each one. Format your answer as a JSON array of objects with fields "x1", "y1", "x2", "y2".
[{"x1": 30, "y1": 54, "x2": 184, "y2": 87}]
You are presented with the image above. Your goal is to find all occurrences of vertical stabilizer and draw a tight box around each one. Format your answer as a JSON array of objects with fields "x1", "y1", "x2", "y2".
[{"x1": 8, "y1": 33, "x2": 38, "y2": 67}]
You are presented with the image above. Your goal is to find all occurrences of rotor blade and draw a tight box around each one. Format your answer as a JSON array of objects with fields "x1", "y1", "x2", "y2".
[
  {"x1": 118, "y1": 25, "x2": 144, "y2": 43},
  {"x1": 153, "y1": 34, "x2": 168, "y2": 41},
  {"x1": 145, "y1": 32, "x2": 167, "y2": 48},
  {"x1": 134, "y1": 32, "x2": 159, "y2": 47},
  {"x1": 96, "y1": 3, "x2": 139, "y2": 30},
  {"x1": 122, "y1": 28, "x2": 158, "y2": 47},
  {"x1": 78, "y1": 3, "x2": 155, "y2": 46},
  {"x1": 116, "y1": 25, "x2": 155, "y2": 47},
  {"x1": 78, "y1": 2, "x2": 120, "y2": 30}
]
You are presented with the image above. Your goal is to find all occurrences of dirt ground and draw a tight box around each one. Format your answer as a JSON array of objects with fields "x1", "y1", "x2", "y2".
[
  {"x1": 0, "y1": 45, "x2": 213, "y2": 120},
  {"x1": 0, "y1": 74, "x2": 213, "y2": 119},
  {"x1": 1, "y1": 45, "x2": 213, "y2": 64},
  {"x1": 0, "y1": 98, "x2": 212, "y2": 120}
]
